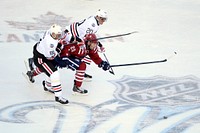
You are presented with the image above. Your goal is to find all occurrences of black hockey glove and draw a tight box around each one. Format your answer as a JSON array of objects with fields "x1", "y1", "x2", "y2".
[{"x1": 99, "y1": 61, "x2": 110, "y2": 71}]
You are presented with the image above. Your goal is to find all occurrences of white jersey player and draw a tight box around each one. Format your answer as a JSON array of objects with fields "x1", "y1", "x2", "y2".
[
  {"x1": 59, "y1": 9, "x2": 108, "y2": 79},
  {"x1": 62, "y1": 9, "x2": 107, "y2": 44},
  {"x1": 36, "y1": 29, "x2": 59, "y2": 60},
  {"x1": 26, "y1": 24, "x2": 69, "y2": 104}
]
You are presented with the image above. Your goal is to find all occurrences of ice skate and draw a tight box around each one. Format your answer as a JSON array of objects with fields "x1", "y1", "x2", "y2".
[
  {"x1": 28, "y1": 58, "x2": 34, "y2": 71},
  {"x1": 26, "y1": 71, "x2": 35, "y2": 83},
  {"x1": 83, "y1": 73, "x2": 92, "y2": 82},
  {"x1": 84, "y1": 73, "x2": 92, "y2": 79},
  {"x1": 72, "y1": 85, "x2": 88, "y2": 95},
  {"x1": 55, "y1": 96, "x2": 69, "y2": 104},
  {"x1": 42, "y1": 80, "x2": 54, "y2": 93}
]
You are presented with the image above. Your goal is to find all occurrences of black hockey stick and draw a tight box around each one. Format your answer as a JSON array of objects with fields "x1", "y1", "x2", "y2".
[
  {"x1": 94, "y1": 31, "x2": 138, "y2": 41},
  {"x1": 102, "y1": 53, "x2": 115, "y2": 75},
  {"x1": 110, "y1": 59, "x2": 167, "y2": 67},
  {"x1": 64, "y1": 31, "x2": 138, "y2": 45}
]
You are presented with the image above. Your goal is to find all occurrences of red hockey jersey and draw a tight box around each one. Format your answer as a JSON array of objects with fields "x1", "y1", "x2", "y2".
[{"x1": 60, "y1": 43, "x2": 102, "y2": 65}]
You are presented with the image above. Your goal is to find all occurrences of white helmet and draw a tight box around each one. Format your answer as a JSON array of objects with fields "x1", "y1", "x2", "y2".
[
  {"x1": 50, "y1": 24, "x2": 62, "y2": 35},
  {"x1": 96, "y1": 9, "x2": 107, "y2": 20}
]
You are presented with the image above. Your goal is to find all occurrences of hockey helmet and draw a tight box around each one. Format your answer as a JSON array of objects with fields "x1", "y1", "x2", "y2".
[
  {"x1": 50, "y1": 24, "x2": 62, "y2": 39},
  {"x1": 96, "y1": 9, "x2": 107, "y2": 21},
  {"x1": 85, "y1": 34, "x2": 98, "y2": 43}
]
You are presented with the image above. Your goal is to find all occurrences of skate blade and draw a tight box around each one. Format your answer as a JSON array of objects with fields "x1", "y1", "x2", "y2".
[
  {"x1": 72, "y1": 92, "x2": 89, "y2": 96},
  {"x1": 55, "y1": 101, "x2": 70, "y2": 105}
]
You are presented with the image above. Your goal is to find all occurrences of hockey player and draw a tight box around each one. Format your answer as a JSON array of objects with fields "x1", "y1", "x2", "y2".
[
  {"x1": 56, "y1": 33, "x2": 110, "y2": 94},
  {"x1": 63, "y1": 9, "x2": 107, "y2": 43},
  {"x1": 26, "y1": 24, "x2": 69, "y2": 104},
  {"x1": 60, "y1": 9, "x2": 108, "y2": 79},
  {"x1": 28, "y1": 9, "x2": 107, "y2": 78}
]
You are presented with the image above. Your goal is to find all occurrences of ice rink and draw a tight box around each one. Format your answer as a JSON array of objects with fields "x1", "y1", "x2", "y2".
[{"x1": 1, "y1": 0, "x2": 200, "y2": 132}]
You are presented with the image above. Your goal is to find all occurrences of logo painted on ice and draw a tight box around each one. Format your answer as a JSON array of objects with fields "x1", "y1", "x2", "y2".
[
  {"x1": 1, "y1": 75, "x2": 200, "y2": 132},
  {"x1": 1, "y1": 12, "x2": 125, "y2": 43},
  {"x1": 6, "y1": 11, "x2": 72, "y2": 30},
  {"x1": 110, "y1": 75, "x2": 200, "y2": 106}
]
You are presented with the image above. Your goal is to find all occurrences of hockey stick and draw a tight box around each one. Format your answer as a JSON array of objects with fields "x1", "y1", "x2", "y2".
[
  {"x1": 64, "y1": 31, "x2": 138, "y2": 46},
  {"x1": 102, "y1": 53, "x2": 115, "y2": 75},
  {"x1": 110, "y1": 59, "x2": 167, "y2": 67},
  {"x1": 95, "y1": 31, "x2": 138, "y2": 41}
]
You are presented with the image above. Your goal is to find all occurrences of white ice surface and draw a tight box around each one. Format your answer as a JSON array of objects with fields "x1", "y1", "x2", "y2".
[{"x1": 0, "y1": 0, "x2": 200, "y2": 133}]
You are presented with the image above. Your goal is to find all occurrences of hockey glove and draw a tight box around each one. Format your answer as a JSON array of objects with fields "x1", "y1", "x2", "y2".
[
  {"x1": 61, "y1": 56, "x2": 81, "y2": 71},
  {"x1": 99, "y1": 61, "x2": 110, "y2": 71}
]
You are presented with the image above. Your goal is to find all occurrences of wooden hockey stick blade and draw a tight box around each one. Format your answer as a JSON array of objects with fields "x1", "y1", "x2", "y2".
[{"x1": 110, "y1": 59, "x2": 167, "y2": 67}]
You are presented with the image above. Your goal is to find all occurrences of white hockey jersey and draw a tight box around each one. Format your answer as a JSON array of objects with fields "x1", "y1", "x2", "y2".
[
  {"x1": 64, "y1": 16, "x2": 99, "y2": 43},
  {"x1": 36, "y1": 30, "x2": 59, "y2": 60}
]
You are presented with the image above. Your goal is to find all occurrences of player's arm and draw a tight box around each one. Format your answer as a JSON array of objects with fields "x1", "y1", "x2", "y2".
[{"x1": 89, "y1": 48, "x2": 110, "y2": 71}]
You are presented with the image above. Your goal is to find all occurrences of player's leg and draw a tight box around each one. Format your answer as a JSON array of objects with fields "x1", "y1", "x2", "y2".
[
  {"x1": 73, "y1": 62, "x2": 88, "y2": 95},
  {"x1": 82, "y1": 56, "x2": 93, "y2": 79},
  {"x1": 40, "y1": 60, "x2": 68, "y2": 104}
]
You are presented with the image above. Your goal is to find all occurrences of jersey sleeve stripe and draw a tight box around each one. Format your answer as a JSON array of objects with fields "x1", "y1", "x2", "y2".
[{"x1": 70, "y1": 23, "x2": 79, "y2": 40}]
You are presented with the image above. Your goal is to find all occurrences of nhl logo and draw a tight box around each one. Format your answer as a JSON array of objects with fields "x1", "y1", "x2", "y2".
[{"x1": 110, "y1": 75, "x2": 200, "y2": 106}]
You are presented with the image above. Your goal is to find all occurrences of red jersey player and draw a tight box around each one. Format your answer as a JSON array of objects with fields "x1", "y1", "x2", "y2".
[
  {"x1": 58, "y1": 33, "x2": 110, "y2": 95},
  {"x1": 60, "y1": 9, "x2": 108, "y2": 79}
]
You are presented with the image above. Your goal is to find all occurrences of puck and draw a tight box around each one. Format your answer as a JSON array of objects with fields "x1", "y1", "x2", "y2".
[{"x1": 163, "y1": 116, "x2": 168, "y2": 119}]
